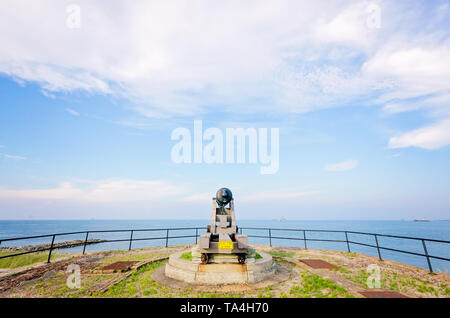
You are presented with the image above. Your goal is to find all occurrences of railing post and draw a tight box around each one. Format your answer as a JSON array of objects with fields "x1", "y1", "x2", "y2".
[
  {"x1": 129, "y1": 230, "x2": 134, "y2": 251},
  {"x1": 303, "y1": 230, "x2": 307, "y2": 249},
  {"x1": 421, "y1": 240, "x2": 433, "y2": 273},
  {"x1": 82, "y1": 232, "x2": 89, "y2": 255},
  {"x1": 165, "y1": 229, "x2": 169, "y2": 247},
  {"x1": 195, "y1": 228, "x2": 198, "y2": 244},
  {"x1": 345, "y1": 231, "x2": 351, "y2": 252},
  {"x1": 47, "y1": 235, "x2": 55, "y2": 263},
  {"x1": 374, "y1": 234, "x2": 382, "y2": 260},
  {"x1": 269, "y1": 229, "x2": 272, "y2": 247}
]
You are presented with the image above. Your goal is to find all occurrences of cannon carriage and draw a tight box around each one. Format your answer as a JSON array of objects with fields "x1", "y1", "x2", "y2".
[{"x1": 198, "y1": 188, "x2": 249, "y2": 264}]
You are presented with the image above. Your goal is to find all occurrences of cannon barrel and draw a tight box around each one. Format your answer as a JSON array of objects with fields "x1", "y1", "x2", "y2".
[{"x1": 216, "y1": 187, "x2": 233, "y2": 206}]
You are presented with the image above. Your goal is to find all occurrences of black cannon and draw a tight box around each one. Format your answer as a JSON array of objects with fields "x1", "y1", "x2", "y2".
[{"x1": 198, "y1": 188, "x2": 249, "y2": 264}]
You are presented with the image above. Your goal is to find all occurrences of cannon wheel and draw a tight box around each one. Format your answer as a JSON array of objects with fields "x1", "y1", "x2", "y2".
[
  {"x1": 238, "y1": 254, "x2": 246, "y2": 264},
  {"x1": 201, "y1": 253, "x2": 209, "y2": 264}
]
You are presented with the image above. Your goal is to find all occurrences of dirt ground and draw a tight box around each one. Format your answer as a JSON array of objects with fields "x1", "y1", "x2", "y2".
[{"x1": 0, "y1": 244, "x2": 448, "y2": 298}]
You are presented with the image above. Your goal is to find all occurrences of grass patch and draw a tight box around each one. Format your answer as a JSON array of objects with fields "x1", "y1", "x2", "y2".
[
  {"x1": 334, "y1": 266, "x2": 352, "y2": 274},
  {"x1": 104, "y1": 260, "x2": 168, "y2": 297},
  {"x1": 343, "y1": 269, "x2": 372, "y2": 288},
  {"x1": 0, "y1": 251, "x2": 63, "y2": 268},
  {"x1": 100, "y1": 251, "x2": 167, "y2": 265},
  {"x1": 180, "y1": 251, "x2": 192, "y2": 261},
  {"x1": 267, "y1": 250, "x2": 295, "y2": 258},
  {"x1": 341, "y1": 268, "x2": 448, "y2": 297},
  {"x1": 289, "y1": 272, "x2": 352, "y2": 298},
  {"x1": 341, "y1": 251, "x2": 358, "y2": 257},
  {"x1": 255, "y1": 253, "x2": 262, "y2": 259}
]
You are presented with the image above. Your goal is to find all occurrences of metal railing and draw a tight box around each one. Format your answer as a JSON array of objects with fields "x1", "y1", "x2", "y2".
[
  {"x1": 0, "y1": 227, "x2": 202, "y2": 264},
  {"x1": 0, "y1": 226, "x2": 449, "y2": 273},
  {"x1": 239, "y1": 227, "x2": 450, "y2": 273}
]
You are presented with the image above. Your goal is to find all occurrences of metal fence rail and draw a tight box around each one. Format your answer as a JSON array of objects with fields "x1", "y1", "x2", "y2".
[
  {"x1": 1, "y1": 226, "x2": 449, "y2": 273},
  {"x1": 239, "y1": 227, "x2": 450, "y2": 273}
]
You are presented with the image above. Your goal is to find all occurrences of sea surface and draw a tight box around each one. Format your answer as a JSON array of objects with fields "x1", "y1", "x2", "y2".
[{"x1": 0, "y1": 219, "x2": 449, "y2": 272}]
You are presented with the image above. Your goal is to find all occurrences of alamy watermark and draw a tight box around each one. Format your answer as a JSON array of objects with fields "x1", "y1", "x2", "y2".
[
  {"x1": 66, "y1": 264, "x2": 81, "y2": 289},
  {"x1": 366, "y1": 264, "x2": 381, "y2": 288},
  {"x1": 366, "y1": 3, "x2": 381, "y2": 29},
  {"x1": 66, "y1": 4, "x2": 81, "y2": 29},
  {"x1": 171, "y1": 120, "x2": 279, "y2": 174}
]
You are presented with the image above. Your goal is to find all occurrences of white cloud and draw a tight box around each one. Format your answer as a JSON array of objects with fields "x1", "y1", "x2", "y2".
[
  {"x1": 382, "y1": 93, "x2": 450, "y2": 117},
  {"x1": 383, "y1": 101, "x2": 424, "y2": 114},
  {"x1": 179, "y1": 192, "x2": 211, "y2": 203},
  {"x1": 241, "y1": 190, "x2": 319, "y2": 202},
  {"x1": 314, "y1": 2, "x2": 376, "y2": 49},
  {"x1": 0, "y1": 179, "x2": 185, "y2": 202},
  {"x1": 0, "y1": 0, "x2": 448, "y2": 135},
  {"x1": 4, "y1": 154, "x2": 26, "y2": 160},
  {"x1": 325, "y1": 160, "x2": 358, "y2": 172},
  {"x1": 388, "y1": 119, "x2": 450, "y2": 150},
  {"x1": 0, "y1": 0, "x2": 330, "y2": 116},
  {"x1": 364, "y1": 45, "x2": 450, "y2": 101},
  {"x1": 40, "y1": 90, "x2": 56, "y2": 99},
  {"x1": 65, "y1": 108, "x2": 80, "y2": 116}
]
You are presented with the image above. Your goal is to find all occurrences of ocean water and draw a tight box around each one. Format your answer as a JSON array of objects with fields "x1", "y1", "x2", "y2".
[{"x1": 0, "y1": 219, "x2": 449, "y2": 272}]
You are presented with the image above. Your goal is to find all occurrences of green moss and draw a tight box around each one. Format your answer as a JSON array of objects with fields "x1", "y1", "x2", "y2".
[
  {"x1": 257, "y1": 291, "x2": 273, "y2": 298},
  {"x1": 101, "y1": 252, "x2": 165, "y2": 265},
  {"x1": 0, "y1": 251, "x2": 63, "y2": 268},
  {"x1": 104, "y1": 260, "x2": 168, "y2": 298},
  {"x1": 341, "y1": 266, "x2": 448, "y2": 297},
  {"x1": 180, "y1": 251, "x2": 192, "y2": 261},
  {"x1": 338, "y1": 266, "x2": 352, "y2": 274},
  {"x1": 389, "y1": 281, "x2": 399, "y2": 291},
  {"x1": 289, "y1": 272, "x2": 349, "y2": 298},
  {"x1": 267, "y1": 250, "x2": 295, "y2": 258}
]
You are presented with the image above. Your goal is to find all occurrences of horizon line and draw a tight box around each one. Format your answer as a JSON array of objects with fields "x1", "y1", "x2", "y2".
[{"x1": 0, "y1": 218, "x2": 448, "y2": 221}]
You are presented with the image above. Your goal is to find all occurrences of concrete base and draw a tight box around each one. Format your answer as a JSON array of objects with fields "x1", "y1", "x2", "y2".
[{"x1": 164, "y1": 251, "x2": 276, "y2": 284}]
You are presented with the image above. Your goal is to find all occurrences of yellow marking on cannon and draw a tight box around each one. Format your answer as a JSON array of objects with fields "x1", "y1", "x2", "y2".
[{"x1": 218, "y1": 241, "x2": 233, "y2": 250}]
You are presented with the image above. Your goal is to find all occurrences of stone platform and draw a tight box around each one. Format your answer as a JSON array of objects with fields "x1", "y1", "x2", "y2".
[{"x1": 164, "y1": 251, "x2": 276, "y2": 284}]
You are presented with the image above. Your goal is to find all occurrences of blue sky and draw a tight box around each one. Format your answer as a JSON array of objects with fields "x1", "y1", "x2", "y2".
[{"x1": 0, "y1": 0, "x2": 449, "y2": 220}]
